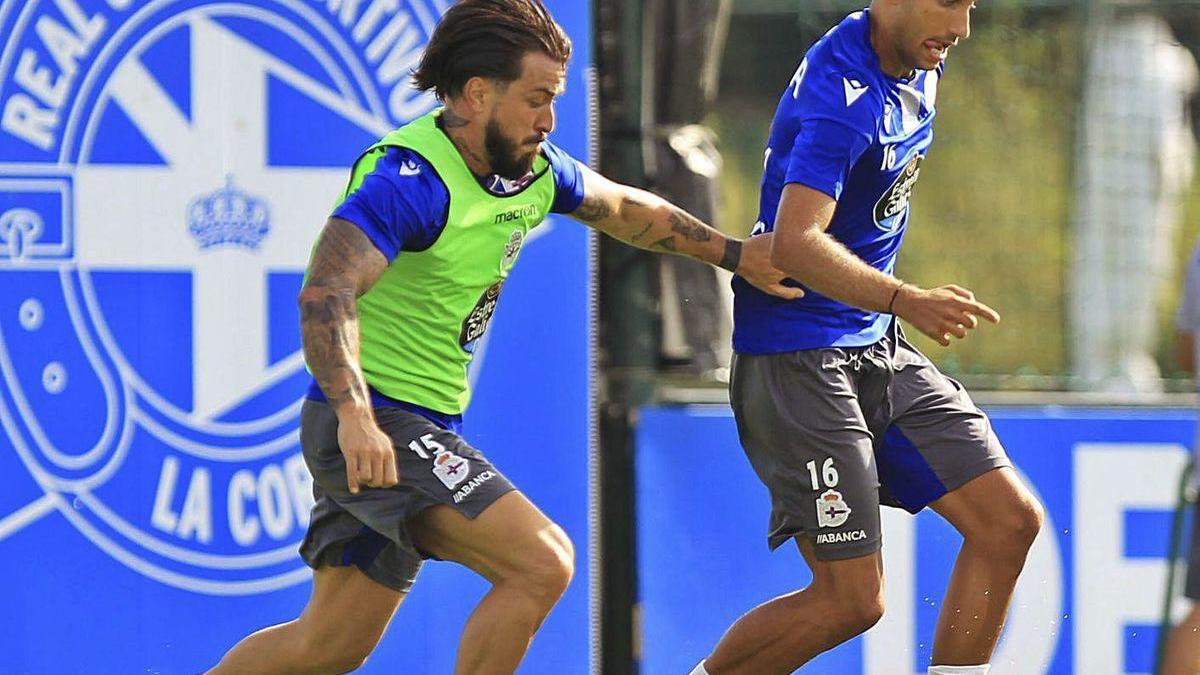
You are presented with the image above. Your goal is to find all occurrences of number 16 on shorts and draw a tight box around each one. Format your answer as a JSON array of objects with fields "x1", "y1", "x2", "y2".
[{"x1": 808, "y1": 458, "x2": 851, "y2": 529}]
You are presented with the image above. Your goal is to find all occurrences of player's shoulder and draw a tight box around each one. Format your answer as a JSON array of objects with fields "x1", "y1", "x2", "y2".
[
  {"x1": 342, "y1": 144, "x2": 449, "y2": 221},
  {"x1": 790, "y1": 11, "x2": 885, "y2": 137},
  {"x1": 371, "y1": 146, "x2": 438, "y2": 182},
  {"x1": 360, "y1": 145, "x2": 447, "y2": 196},
  {"x1": 540, "y1": 139, "x2": 583, "y2": 172}
]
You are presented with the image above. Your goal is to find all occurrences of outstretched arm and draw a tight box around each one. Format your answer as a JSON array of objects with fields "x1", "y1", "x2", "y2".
[
  {"x1": 771, "y1": 183, "x2": 999, "y2": 346},
  {"x1": 569, "y1": 165, "x2": 802, "y2": 300},
  {"x1": 298, "y1": 217, "x2": 397, "y2": 493}
]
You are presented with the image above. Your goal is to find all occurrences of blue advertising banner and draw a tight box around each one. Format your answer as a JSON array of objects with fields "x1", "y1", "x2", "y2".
[
  {"x1": 638, "y1": 406, "x2": 1198, "y2": 675},
  {"x1": 0, "y1": 0, "x2": 593, "y2": 672}
]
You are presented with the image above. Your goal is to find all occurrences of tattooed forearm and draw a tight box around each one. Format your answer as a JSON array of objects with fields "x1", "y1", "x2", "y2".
[
  {"x1": 573, "y1": 170, "x2": 730, "y2": 267},
  {"x1": 668, "y1": 209, "x2": 713, "y2": 243},
  {"x1": 650, "y1": 236, "x2": 678, "y2": 252},
  {"x1": 299, "y1": 286, "x2": 367, "y2": 413},
  {"x1": 607, "y1": 191, "x2": 723, "y2": 264},
  {"x1": 298, "y1": 219, "x2": 388, "y2": 416}
]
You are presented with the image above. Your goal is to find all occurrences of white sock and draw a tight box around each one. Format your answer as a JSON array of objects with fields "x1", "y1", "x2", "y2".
[
  {"x1": 928, "y1": 666, "x2": 990, "y2": 675},
  {"x1": 688, "y1": 661, "x2": 711, "y2": 675}
]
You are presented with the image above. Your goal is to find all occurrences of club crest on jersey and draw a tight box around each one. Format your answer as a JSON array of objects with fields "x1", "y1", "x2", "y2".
[
  {"x1": 874, "y1": 154, "x2": 924, "y2": 232},
  {"x1": 0, "y1": 0, "x2": 443, "y2": 595},
  {"x1": 816, "y1": 489, "x2": 852, "y2": 528},
  {"x1": 432, "y1": 449, "x2": 470, "y2": 490}
]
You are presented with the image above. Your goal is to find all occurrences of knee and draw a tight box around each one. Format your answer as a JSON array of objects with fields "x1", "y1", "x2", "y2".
[
  {"x1": 813, "y1": 570, "x2": 885, "y2": 635},
  {"x1": 511, "y1": 524, "x2": 575, "y2": 607},
  {"x1": 838, "y1": 583, "x2": 886, "y2": 634},
  {"x1": 974, "y1": 494, "x2": 1044, "y2": 558},
  {"x1": 832, "y1": 594, "x2": 885, "y2": 635}
]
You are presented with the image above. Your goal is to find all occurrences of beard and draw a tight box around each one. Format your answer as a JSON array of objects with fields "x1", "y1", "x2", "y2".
[{"x1": 485, "y1": 118, "x2": 539, "y2": 180}]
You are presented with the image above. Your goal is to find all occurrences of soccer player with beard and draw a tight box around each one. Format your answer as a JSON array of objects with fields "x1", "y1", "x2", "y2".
[
  {"x1": 207, "y1": 1, "x2": 798, "y2": 673},
  {"x1": 691, "y1": 2, "x2": 1044, "y2": 674}
]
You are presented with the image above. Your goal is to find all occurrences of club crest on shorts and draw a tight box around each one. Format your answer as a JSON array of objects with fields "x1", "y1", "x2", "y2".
[
  {"x1": 816, "y1": 489, "x2": 852, "y2": 528},
  {"x1": 0, "y1": 0, "x2": 443, "y2": 595},
  {"x1": 432, "y1": 449, "x2": 470, "y2": 490}
]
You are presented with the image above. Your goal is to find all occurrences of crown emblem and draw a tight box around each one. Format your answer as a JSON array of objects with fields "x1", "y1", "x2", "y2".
[{"x1": 187, "y1": 175, "x2": 270, "y2": 251}]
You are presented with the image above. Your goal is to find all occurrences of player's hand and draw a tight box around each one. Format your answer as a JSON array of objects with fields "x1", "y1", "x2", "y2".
[
  {"x1": 335, "y1": 411, "x2": 400, "y2": 494},
  {"x1": 892, "y1": 283, "x2": 1000, "y2": 347},
  {"x1": 736, "y1": 233, "x2": 805, "y2": 300}
]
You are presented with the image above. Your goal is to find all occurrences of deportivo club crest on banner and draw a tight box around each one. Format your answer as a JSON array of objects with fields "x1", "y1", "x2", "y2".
[{"x1": 0, "y1": 0, "x2": 445, "y2": 594}]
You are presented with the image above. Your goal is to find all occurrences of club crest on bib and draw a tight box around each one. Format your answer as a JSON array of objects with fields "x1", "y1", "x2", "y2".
[
  {"x1": 502, "y1": 229, "x2": 524, "y2": 269},
  {"x1": 0, "y1": 0, "x2": 443, "y2": 595},
  {"x1": 816, "y1": 489, "x2": 852, "y2": 528}
]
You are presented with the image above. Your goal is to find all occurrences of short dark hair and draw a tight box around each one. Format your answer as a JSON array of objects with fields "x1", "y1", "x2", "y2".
[{"x1": 412, "y1": 0, "x2": 572, "y2": 101}]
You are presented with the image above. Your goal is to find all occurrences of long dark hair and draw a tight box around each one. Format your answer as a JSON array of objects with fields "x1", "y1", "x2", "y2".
[{"x1": 412, "y1": 0, "x2": 572, "y2": 101}]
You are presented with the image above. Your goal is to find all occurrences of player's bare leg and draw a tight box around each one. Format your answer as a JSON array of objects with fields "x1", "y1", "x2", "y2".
[
  {"x1": 928, "y1": 467, "x2": 1043, "y2": 666},
  {"x1": 701, "y1": 538, "x2": 884, "y2": 675},
  {"x1": 206, "y1": 564, "x2": 404, "y2": 674},
  {"x1": 1163, "y1": 604, "x2": 1200, "y2": 674},
  {"x1": 410, "y1": 490, "x2": 574, "y2": 675}
]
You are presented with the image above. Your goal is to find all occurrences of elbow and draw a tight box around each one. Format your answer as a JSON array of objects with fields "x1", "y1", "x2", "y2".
[
  {"x1": 297, "y1": 284, "x2": 350, "y2": 324},
  {"x1": 297, "y1": 285, "x2": 323, "y2": 314},
  {"x1": 769, "y1": 240, "x2": 787, "y2": 271},
  {"x1": 768, "y1": 230, "x2": 807, "y2": 279}
]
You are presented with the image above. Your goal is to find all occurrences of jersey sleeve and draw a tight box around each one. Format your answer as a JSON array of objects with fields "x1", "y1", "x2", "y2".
[
  {"x1": 778, "y1": 42, "x2": 879, "y2": 200},
  {"x1": 790, "y1": 41, "x2": 882, "y2": 136},
  {"x1": 1179, "y1": 243, "x2": 1200, "y2": 332},
  {"x1": 783, "y1": 118, "x2": 872, "y2": 200},
  {"x1": 331, "y1": 147, "x2": 450, "y2": 261},
  {"x1": 541, "y1": 140, "x2": 587, "y2": 214}
]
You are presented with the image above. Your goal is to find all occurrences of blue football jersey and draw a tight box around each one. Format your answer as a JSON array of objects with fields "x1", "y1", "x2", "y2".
[{"x1": 733, "y1": 10, "x2": 942, "y2": 353}]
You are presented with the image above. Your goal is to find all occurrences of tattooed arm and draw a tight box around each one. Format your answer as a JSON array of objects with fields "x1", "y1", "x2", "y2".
[
  {"x1": 570, "y1": 166, "x2": 803, "y2": 300},
  {"x1": 298, "y1": 217, "x2": 397, "y2": 493}
]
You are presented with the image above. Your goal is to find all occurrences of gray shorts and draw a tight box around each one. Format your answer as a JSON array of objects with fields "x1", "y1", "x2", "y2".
[
  {"x1": 730, "y1": 323, "x2": 1010, "y2": 561},
  {"x1": 298, "y1": 400, "x2": 515, "y2": 592}
]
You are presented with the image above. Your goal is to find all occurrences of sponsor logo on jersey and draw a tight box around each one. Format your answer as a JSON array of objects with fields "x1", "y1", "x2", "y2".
[
  {"x1": 874, "y1": 153, "x2": 924, "y2": 231},
  {"x1": 460, "y1": 281, "x2": 504, "y2": 350},
  {"x1": 398, "y1": 160, "x2": 423, "y2": 177},
  {"x1": 816, "y1": 489, "x2": 852, "y2": 528},
  {"x1": 494, "y1": 203, "x2": 539, "y2": 225},
  {"x1": 0, "y1": 0, "x2": 443, "y2": 595},
  {"x1": 843, "y1": 76, "x2": 869, "y2": 106}
]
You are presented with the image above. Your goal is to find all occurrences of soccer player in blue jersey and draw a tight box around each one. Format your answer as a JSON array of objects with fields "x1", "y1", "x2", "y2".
[{"x1": 691, "y1": 2, "x2": 1044, "y2": 674}]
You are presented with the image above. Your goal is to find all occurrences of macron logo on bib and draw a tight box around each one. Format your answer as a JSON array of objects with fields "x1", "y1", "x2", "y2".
[{"x1": 843, "y1": 77, "x2": 869, "y2": 106}]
